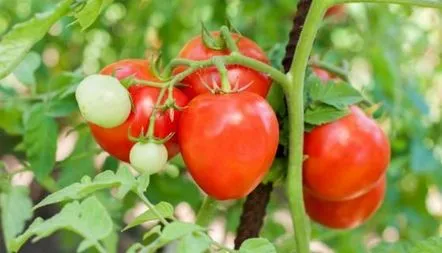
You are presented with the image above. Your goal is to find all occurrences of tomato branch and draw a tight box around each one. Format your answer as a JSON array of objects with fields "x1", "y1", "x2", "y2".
[
  {"x1": 195, "y1": 196, "x2": 218, "y2": 227},
  {"x1": 286, "y1": 0, "x2": 328, "y2": 252},
  {"x1": 308, "y1": 60, "x2": 350, "y2": 81}
]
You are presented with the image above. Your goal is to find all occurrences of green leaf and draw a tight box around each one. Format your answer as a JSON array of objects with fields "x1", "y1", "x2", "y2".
[
  {"x1": 307, "y1": 81, "x2": 364, "y2": 109},
  {"x1": 35, "y1": 166, "x2": 136, "y2": 209},
  {"x1": 10, "y1": 196, "x2": 112, "y2": 253},
  {"x1": 177, "y1": 233, "x2": 211, "y2": 253},
  {"x1": 23, "y1": 104, "x2": 58, "y2": 180},
  {"x1": 75, "y1": 0, "x2": 105, "y2": 30},
  {"x1": 0, "y1": 0, "x2": 73, "y2": 79},
  {"x1": 160, "y1": 222, "x2": 205, "y2": 243},
  {"x1": 239, "y1": 238, "x2": 277, "y2": 253},
  {"x1": 46, "y1": 97, "x2": 77, "y2": 117},
  {"x1": 13, "y1": 51, "x2": 41, "y2": 86},
  {"x1": 1, "y1": 186, "x2": 33, "y2": 251},
  {"x1": 410, "y1": 237, "x2": 442, "y2": 253},
  {"x1": 123, "y1": 202, "x2": 174, "y2": 231},
  {"x1": 304, "y1": 105, "x2": 349, "y2": 126}
]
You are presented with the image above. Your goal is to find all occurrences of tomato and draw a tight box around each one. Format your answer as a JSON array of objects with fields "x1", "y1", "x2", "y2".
[
  {"x1": 76, "y1": 74, "x2": 131, "y2": 128},
  {"x1": 178, "y1": 92, "x2": 279, "y2": 200},
  {"x1": 100, "y1": 59, "x2": 155, "y2": 81},
  {"x1": 325, "y1": 5, "x2": 346, "y2": 19},
  {"x1": 130, "y1": 142, "x2": 168, "y2": 175},
  {"x1": 312, "y1": 67, "x2": 339, "y2": 82},
  {"x1": 89, "y1": 60, "x2": 189, "y2": 162},
  {"x1": 174, "y1": 32, "x2": 272, "y2": 99},
  {"x1": 303, "y1": 106, "x2": 390, "y2": 201},
  {"x1": 305, "y1": 176, "x2": 386, "y2": 229}
]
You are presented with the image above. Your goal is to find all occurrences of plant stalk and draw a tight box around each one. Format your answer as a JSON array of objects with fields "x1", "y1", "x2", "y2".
[{"x1": 285, "y1": 0, "x2": 328, "y2": 252}]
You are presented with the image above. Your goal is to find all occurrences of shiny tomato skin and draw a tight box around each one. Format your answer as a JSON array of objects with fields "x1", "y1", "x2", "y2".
[
  {"x1": 175, "y1": 32, "x2": 271, "y2": 99},
  {"x1": 89, "y1": 60, "x2": 189, "y2": 162},
  {"x1": 303, "y1": 106, "x2": 390, "y2": 201},
  {"x1": 305, "y1": 176, "x2": 386, "y2": 229},
  {"x1": 179, "y1": 92, "x2": 279, "y2": 200}
]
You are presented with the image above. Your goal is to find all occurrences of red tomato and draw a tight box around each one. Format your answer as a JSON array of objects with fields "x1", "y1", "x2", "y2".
[
  {"x1": 312, "y1": 67, "x2": 339, "y2": 82},
  {"x1": 325, "y1": 5, "x2": 346, "y2": 19},
  {"x1": 305, "y1": 176, "x2": 386, "y2": 229},
  {"x1": 89, "y1": 60, "x2": 189, "y2": 162},
  {"x1": 174, "y1": 32, "x2": 271, "y2": 99},
  {"x1": 179, "y1": 92, "x2": 279, "y2": 200},
  {"x1": 303, "y1": 106, "x2": 390, "y2": 201}
]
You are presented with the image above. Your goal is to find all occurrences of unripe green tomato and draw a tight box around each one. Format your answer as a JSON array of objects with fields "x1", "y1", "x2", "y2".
[
  {"x1": 129, "y1": 142, "x2": 168, "y2": 175},
  {"x1": 75, "y1": 74, "x2": 131, "y2": 128}
]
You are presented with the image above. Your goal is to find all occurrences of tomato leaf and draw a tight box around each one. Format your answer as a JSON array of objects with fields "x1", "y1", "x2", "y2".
[
  {"x1": 239, "y1": 238, "x2": 277, "y2": 253},
  {"x1": 1, "y1": 186, "x2": 33, "y2": 252},
  {"x1": 177, "y1": 233, "x2": 211, "y2": 253},
  {"x1": 159, "y1": 222, "x2": 205, "y2": 243},
  {"x1": 74, "y1": 0, "x2": 105, "y2": 31},
  {"x1": 13, "y1": 51, "x2": 41, "y2": 86},
  {"x1": 307, "y1": 80, "x2": 365, "y2": 109},
  {"x1": 10, "y1": 196, "x2": 112, "y2": 253},
  {"x1": 123, "y1": 202, "x2": 174, "y2": 231},
  {"x1": 0, "y1": 0, "x2": 73, "y2": 79},
  {"x1": 304, "y1": 105, "x2": 350, "y2": 126},
  {"x1": 23, "y1": 104, "x2": 58, "y2": 181},
  {"x1": 34, "y1": 165, "x2": 136, "y2": 209}
]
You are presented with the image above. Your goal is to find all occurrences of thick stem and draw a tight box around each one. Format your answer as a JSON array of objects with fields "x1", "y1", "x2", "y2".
[
  {"x1": 234, "y1": 183, "x2": 273, "y2": 249},
  {"x1": 335, "y1": 0, "x2": 442, "y2": 8},
  {"x1": 233, "y1": 0, "x2": 315, "y2": 248},
  {"x1": 195, "y1": 196, "x2": 218, "y2": 227},
  {"x1": 220, "y1": 26, "x2": 239, "y2": 52},
  {"x1": 285, "y1": 0, "x2": 327, "y2": 253}
]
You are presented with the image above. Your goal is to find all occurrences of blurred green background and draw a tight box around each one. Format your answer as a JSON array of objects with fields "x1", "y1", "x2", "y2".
[{"x1": 0, "y1": 0, "x2": 441, "y2": 252}]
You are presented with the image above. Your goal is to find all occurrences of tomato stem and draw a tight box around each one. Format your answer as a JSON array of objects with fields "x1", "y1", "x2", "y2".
[
  {"x1": 334, "y1": 0, "x2": 442, "y2": 8},
  {"x1": 220, "y1": 26, "x2": 239, "y2": 52},
  {"x1": 213, "y1": 57, "x2": 231, "y2": 92},
  {"x1": 137, "y1": 192, "x2": 169, "y2": 225},
  {"x1": 285, "y1": 0, "x2": 328, "y2": 252}
]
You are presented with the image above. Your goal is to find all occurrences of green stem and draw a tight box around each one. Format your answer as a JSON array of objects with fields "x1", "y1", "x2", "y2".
[
  {"x1": 213, "y1": 58, "x2": 231, "y2": 92},
  {"x1": 146, "y1": 86, "x2": 167, "y2": 138},
  {"x1": 138, "y1": 193, "x2": 169, "y2": 225},
  {"x1": 335, "y1": 0, "x2": 442, "y2": 8},
  {"x1": 285, "y1": 1, "x2": 327, "y2": 253},
  {"x1": 195, "y1": 196, "x2": 218, "y2": 227},
  {"x1": 220, "y1": 26, "x2": 239, "y2": 52}
]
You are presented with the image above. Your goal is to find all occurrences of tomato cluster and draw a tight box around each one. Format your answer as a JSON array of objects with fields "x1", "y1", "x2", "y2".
[
  {"x1": 303, "y1": 70, "x2": 390, "y2": 229},
  {"x1": 75, "y1": 32, "x2": 278, "y2": 200}
]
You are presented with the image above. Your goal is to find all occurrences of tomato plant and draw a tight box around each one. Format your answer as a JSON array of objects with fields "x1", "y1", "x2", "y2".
[
  {"x1": 178, "y1": 91, "x2": 279, "y2": 200},
  {"x1": 303, "y1": 106, "x2": 390, "y2": 201},
  {"x1": 0, "y1": 1, "x2": 441, "y2": 253},
  {"x1": 174, "y1": 32, "x2": 272, "y2": 99}
]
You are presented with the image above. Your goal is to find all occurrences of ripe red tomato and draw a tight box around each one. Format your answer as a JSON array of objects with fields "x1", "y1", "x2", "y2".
[
  {"x1": 305, "y1": 176, "x2": 386, "y2": 229},
  {"x1": 312, "y1": 67, "x2": 339, "y2": 82},
  {"x1": 178, "y1": 92, "x2": 279, "y2": 200},
  {"x1": 325, "y1": 5, "x2": 346, "y2": 19},
  {"x1": 174, "y1": 32, "x2": 272, "y2": 99},
  {"x1": 303, "y1": 106, "x2": 390, "y2": 201},
  {"x1": 89, "y1": 60, "x2": 189, "y2": 162}
]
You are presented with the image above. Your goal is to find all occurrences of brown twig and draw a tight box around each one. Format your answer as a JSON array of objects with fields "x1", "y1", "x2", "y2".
[{"x1": 234, "y1": 0, "x2": 313, "y2": 249}]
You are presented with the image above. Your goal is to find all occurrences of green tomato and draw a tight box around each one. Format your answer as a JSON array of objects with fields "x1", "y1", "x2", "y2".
[
  {"x1": 75, "y1": 74, "x2": 131, "y2": 128},
  {"x1": 130, "y1": 142, "x2": 168, "y2": 175}
]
